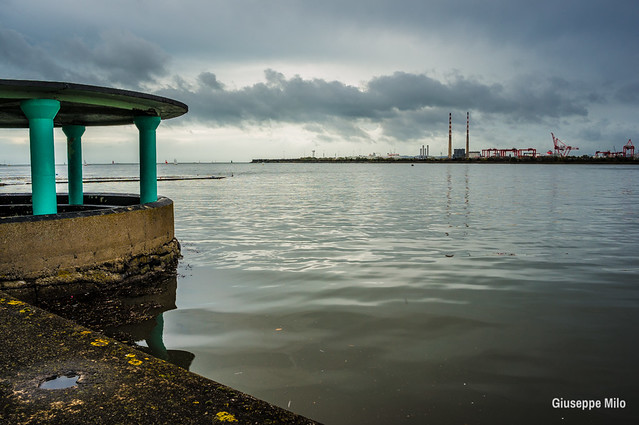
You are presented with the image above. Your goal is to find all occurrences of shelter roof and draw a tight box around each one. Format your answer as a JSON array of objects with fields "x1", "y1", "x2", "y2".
[{"x1": 0, "y1": 80, "x2": 187, "y2": 128}]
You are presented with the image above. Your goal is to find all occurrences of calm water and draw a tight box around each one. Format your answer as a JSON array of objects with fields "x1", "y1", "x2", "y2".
[{"x1": 2, "y1": 162, "x2": 638, "y2": 424}]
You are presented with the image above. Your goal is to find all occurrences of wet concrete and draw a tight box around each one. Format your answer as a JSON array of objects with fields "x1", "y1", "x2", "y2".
[{"x1": 0, "y1": 291, "x2": 320, "y2": 424}]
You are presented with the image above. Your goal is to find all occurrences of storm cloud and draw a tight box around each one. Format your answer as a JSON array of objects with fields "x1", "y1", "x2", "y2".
[
  {"x1": 0, "y1": 28, "x2": 169, "y2": 88},
  {"x1": 0, "y1": 0, "x2": 637, "y2": 160},
  {"x1": 158, "y1": 69, "x2": 594, "y2": 142}
]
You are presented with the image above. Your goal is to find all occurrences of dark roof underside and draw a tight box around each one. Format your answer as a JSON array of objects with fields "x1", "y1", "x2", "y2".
[{"x1": 0, "y1": 80, "x2": 188, "y2": 128}]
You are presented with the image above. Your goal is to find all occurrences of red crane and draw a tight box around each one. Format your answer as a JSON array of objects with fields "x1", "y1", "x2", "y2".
[
  {"x1": 623, "y1": 139, "x2": 634, "y2": 158},
  {"x1": 551, "y1": 133, "x2": 579, "y2": 157}
]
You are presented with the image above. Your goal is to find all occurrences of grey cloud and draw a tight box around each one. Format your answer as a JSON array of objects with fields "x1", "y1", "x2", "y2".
[
  {"x1": 615, "y1": 81, "x2": 639, "y2": 104},
  {"x1": 158, "y1": 69, "x2": 593, "y2": 142},
  {"x1": 87, "y1": 30, "x2": 171, "y2": 87},
  {"x1": 0, "y1": 28, "x2": 169, "y2": 89},
  {"x1": 198, "y1": 72, "x2": 225, "y2": 90},
  {"x1": 2, "y1": 0, "x2": 636, "y2": 82},
  {"x1": 0, "y1": 28, "x2": 78, "y2": 81}
]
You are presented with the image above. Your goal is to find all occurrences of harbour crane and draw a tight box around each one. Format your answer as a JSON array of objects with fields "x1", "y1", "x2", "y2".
[
  {"x1": 551, "y1": 133, "x2": 579, "y2": 157},
  {"x1": 623, "y1": 139, "x2": 634, "y2": 158}
]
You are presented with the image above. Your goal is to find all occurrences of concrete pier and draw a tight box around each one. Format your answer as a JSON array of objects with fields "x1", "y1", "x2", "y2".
[
  {"x1": 0, "y1": 80, "x2": 321, "y2": 424},
  {"x1": 0, "y1": 291, "x2": 319, "y2": 424},
  {"x1": 0, "y1": 194, "x2": 180, "y2": 293}
]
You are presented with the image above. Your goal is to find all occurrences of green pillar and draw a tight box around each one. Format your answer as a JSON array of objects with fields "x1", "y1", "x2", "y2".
[
  {"x1": 20, "y1": 99, "x2": 61, "y2": 215},
  {"x1": 62, "y1": 125, "x2": 85, "y2": 205},
  {"x1": 134, "y1": 116, "x2": 161, "y2": 204}
]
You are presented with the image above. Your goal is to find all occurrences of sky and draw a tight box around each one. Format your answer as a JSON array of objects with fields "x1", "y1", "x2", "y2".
[{"x1": 1, "y1": 0, "x2": 638, "y2": 163}]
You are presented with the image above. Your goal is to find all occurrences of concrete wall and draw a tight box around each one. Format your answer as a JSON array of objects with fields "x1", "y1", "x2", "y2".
[{"x1": 0, "y1": 194, "x2": 180, "y2": 292}]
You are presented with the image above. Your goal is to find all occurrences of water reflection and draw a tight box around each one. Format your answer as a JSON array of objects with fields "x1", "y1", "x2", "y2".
[{"x1": 31, "y1": 274, "x2": 195, "y2": 371}]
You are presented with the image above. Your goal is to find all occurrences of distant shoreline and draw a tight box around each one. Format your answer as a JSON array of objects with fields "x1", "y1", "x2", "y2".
[{"x1": 252, "y1": 156, "x2": 639, "y2": 164}]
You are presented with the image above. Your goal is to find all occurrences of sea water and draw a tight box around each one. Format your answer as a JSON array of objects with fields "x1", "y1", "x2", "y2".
[{"x1": 2, "y1": 162, "x2": 638, "y2": 424}]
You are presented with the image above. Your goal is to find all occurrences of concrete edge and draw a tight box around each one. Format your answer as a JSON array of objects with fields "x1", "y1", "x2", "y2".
[{"x1": 0, "y1": 291, "x2": 320, "y2": 424}]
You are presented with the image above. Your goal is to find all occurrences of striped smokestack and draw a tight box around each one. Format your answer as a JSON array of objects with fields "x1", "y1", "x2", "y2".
[
  {"x1": 448, "y1": 113, "x2": 452, "y2": 159},
  {"x1": 466, "y1": 112, "x2": 469, "y2": 159}
]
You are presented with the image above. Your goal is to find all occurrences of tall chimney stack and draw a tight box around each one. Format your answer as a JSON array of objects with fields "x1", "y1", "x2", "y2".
[
  {"x1": 448, "y1": 113, "x2": 452, "y2": 159},
  {"x1": 466, "y1": 112, "x2": 469, "y2": 159}
]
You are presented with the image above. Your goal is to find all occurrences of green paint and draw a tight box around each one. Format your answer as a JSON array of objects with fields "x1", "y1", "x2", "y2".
[
  {"x1": 20, "y1": 99, "x2": 60, "y2": 215},
  {"x1": 134, "y1": 116, "x2": 161, "y2": 204},
  {"x1": 146, "y1": 313, "x2": 168, "y2": 360},
  {"x1": 62, "y1": 125, "x2": 85, "y2": 205}
]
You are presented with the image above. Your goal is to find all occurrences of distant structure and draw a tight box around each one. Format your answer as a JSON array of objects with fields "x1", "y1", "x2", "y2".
[
  {"x1": 623, "y1": 139, "x2": 634, "y2": 157},
  {"x1": 453, "y1": 148, "x2": 466, "y2": 159},
  {"x1": 596, "y1": 139, "x2": 635, "y2": 158},
  {"x1": 466, "y1": 112, "x2": 470, "y2": 159},
  {"x1": 448, "y1": 113, "x2": 452, "y2": 159},
  {"x1": 482, "y1": 148, "x2": 537, "y2": 158},
  {"x1": 551, "y1": 133, "x2": 579, "y2": 157}
]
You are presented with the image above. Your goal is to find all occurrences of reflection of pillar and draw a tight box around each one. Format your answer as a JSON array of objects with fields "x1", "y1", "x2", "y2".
[
  {"x1": 20, "y1": 99, "x2": 61, "y2": 215},
  {"x1": 134, "y1": 116, "x2": 161, "y2": 204},
  {"x1": 146, "y1": 313, "x2": 168, "y2": 361},
  {"x1": 62, "y1": 125, "x2": 85, "y2": 205}
]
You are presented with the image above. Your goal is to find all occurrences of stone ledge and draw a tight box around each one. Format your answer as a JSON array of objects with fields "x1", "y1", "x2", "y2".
[
  {"x1": 1, "y1": 238, "x2": 180, "y2": 292},
  {"x1": 0, "y1": 291, "x2": 320, "y2": 424}
]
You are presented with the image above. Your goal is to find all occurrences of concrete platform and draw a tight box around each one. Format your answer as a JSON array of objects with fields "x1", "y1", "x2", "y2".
[
  {"x1": 0, "y1": 194, "x2": 180, "y2": 290},
  {"x1": 0, "y1": 291, "x2": 320, "y2": 424}
]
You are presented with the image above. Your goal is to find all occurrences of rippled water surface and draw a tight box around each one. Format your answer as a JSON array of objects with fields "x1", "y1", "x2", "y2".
[{"x1": 3, "y1": 162, "x2": 638, "y2": 424}]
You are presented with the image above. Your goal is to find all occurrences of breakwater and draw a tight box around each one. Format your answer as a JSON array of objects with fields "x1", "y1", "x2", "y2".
[{"x1": 251, "y1": 156, "x2": 638, "y2": 164}]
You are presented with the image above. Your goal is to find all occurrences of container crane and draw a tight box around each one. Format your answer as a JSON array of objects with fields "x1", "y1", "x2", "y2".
[
  {"x1": 623, "y1": 139, "x2": 634, "y2": 158},
  {"x1": 551, "y1": 133, "x2": 579, "y2": 157}
]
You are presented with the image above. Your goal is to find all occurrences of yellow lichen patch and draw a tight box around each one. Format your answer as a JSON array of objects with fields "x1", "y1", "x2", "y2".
[
  {"x1": 80, "y1": 331, "x2": 92, "y2": 335},
  {"x1": 90, "y1": 338, "x2": 109, "y2": 347},
  {"x1": 7, "y1": 300, "x2": 25, "y2": 306},
  {"x1": 215, "y1": 411, "x2": 238, "y2": 422},
  {"x1": 125, "y1": 353, "x2": 143, "y2": 365}
]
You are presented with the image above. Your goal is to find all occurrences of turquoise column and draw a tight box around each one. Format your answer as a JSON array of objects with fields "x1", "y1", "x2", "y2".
[
  {"x1": 134, "y1": 116, "x2": 161, "y2": 204},
  {"x1": 62, "y1": 125, "x2": 85, "y2": 205},
  {"x1": 20, "y1": 99, "x2": 61, "y2": 215}
]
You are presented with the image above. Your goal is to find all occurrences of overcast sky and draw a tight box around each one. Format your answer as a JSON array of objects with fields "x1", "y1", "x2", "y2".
[{"x1": 1, "y1": 0, "x2": 638, "y2": 163}]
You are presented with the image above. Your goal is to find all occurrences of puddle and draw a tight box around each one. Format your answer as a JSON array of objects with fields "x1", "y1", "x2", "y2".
[{"x1": 39, "y1": 374, "x2": 80, "y2": 390}]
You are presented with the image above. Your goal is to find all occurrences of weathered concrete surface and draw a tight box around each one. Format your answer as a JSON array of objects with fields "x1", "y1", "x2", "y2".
[
  {"x1": 0, "y1": 195, "x2": 180, "y2": 290},
  {"x1": 0, "y1": 291, "x2": 320, "y2": 424}
]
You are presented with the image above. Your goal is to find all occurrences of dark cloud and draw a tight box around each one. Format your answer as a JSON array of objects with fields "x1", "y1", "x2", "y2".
[
  {"x1": 197, "y1": 72, "x2": 225, "y2": 90},
  {"x1": 0, "y1": 28, "x2": 169, "y2": 89},
  {"x1": 5, "y1": 0, "x2": 636, "y2": 80},
  {"x1": 1, "y1": 0, "x2": 636, "y2": 155},
  {"x1": 615, "y1": 81, "x2": 639, "y2": 105},
  {"x1": 0, "y1": 28, "x2": 77, "y2": 81},
  {"x1": 83, "y1": 30, "x2": 171, "y2": 87},
  {"x1": 158, "y1": 69, "x2": 594, "y2": 142}
]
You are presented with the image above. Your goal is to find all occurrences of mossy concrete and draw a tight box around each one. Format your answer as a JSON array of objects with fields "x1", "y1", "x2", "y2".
[
  {"x1": 0, "y1": 194, "x2": 180, "y2": 291},
  {"x1": 0, "y1": 291, "x2": 320, "y2": 424}
]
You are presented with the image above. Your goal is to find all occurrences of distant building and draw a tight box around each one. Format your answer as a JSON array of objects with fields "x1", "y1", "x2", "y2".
[{"x1": 453, "y1": 148, "x2": 466, "y2": 159}]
